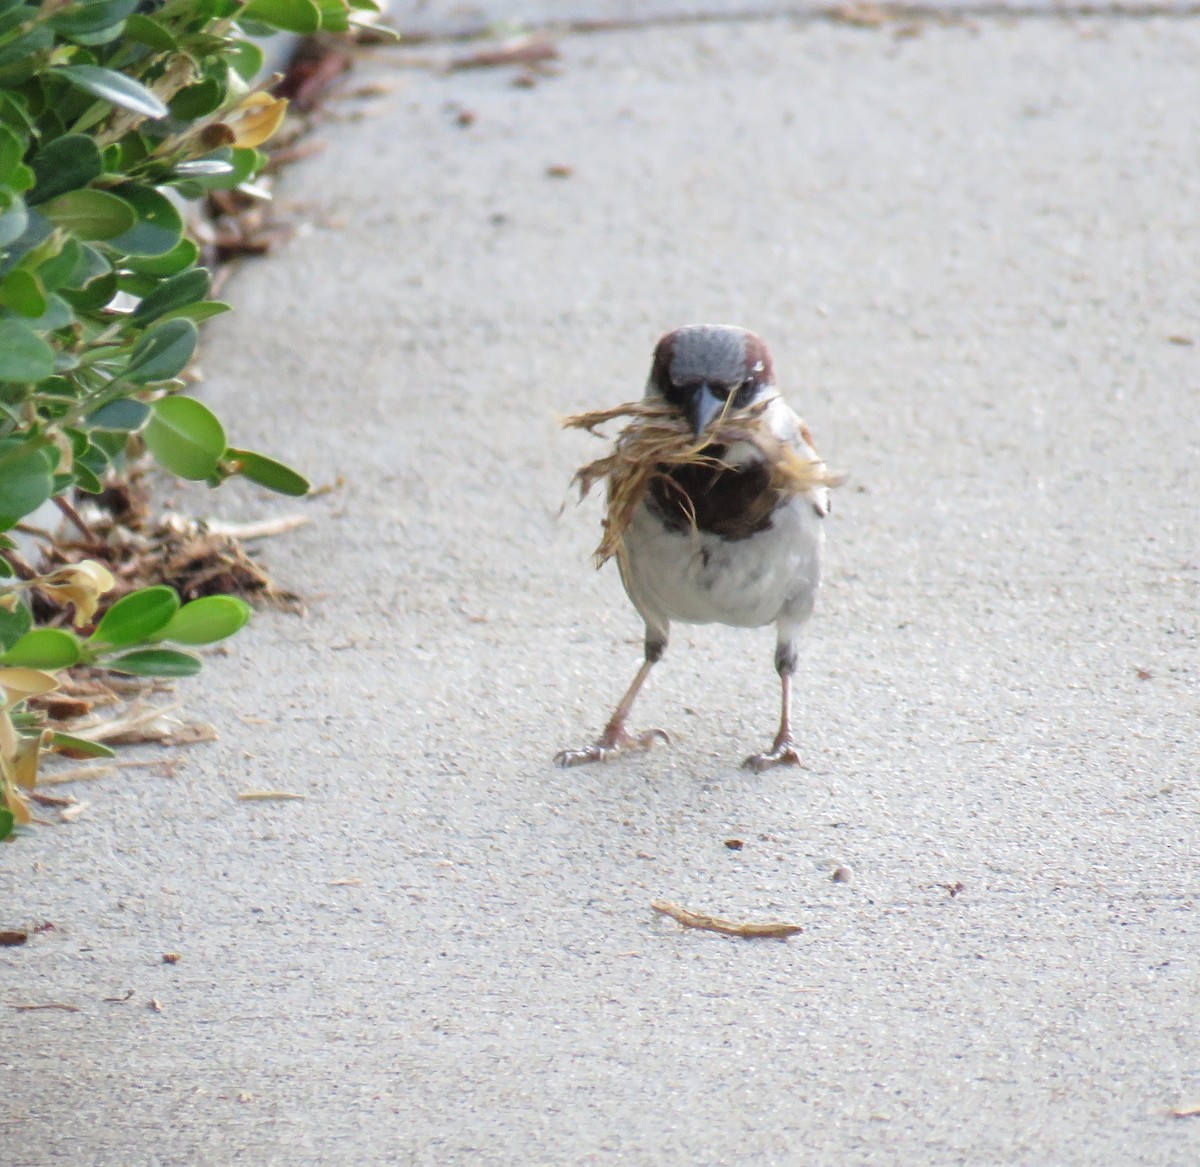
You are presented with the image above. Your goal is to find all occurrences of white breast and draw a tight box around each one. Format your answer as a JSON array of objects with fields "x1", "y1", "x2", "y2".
[{"x1": 620, "y1": 492, "x2": 824, "y2": 631}]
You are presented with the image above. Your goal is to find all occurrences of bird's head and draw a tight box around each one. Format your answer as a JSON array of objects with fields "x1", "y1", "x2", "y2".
[{"x1": 646, "y1": 324, "x2": 776, "y2": 438}]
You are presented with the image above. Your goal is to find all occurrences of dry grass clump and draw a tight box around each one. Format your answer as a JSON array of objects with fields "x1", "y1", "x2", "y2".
[{"x1": 562, "y1": 397, "x2": 841, "y2": 567}]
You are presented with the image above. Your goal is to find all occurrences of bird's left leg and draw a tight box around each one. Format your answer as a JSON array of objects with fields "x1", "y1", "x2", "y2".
[
  {"x1": 555, "y1": 629, "x2": 670, "y2": 767},
  {"x1": 743, "y1": 639, "x2": 807, "y2": 772}
]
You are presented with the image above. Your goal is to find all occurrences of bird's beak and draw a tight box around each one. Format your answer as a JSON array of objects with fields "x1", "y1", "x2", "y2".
[{"x1": 686, "y1": 383, "x2": 725, "y2": 439}]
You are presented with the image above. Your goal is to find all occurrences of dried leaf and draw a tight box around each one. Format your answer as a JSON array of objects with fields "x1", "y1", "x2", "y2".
[
  {"x1": 34, "y1": 560, "x2": 116, "y2": 627},
  {"x1": 11, "y1": 731, "x2": 46, "y2": 789},
  {"x1": 563, "y1": 398, "x2": 843, "y2": 568},
  {"x1": 0, "y1": 667, "x2": 60, "y2": 707},
  {"x1": 224, "y1": 93, "x2": 289, "y2": 149},
  {"x1": 650, "y1": 899, "x2": 803, "y2": 939}
]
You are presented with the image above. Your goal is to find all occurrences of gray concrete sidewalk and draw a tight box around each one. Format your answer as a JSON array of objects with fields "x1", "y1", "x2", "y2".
[{"x1": 4, "y1": 9, "x2": 1200, "y2": 1166}]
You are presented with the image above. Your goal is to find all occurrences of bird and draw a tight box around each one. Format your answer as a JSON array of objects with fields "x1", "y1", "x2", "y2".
[{"x1": 555, "y1": 323, "x2": 834, "y2": 772}]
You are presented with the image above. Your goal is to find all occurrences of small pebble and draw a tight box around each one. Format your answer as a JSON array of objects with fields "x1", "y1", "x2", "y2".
[
  {"x1": 724, "y1": 838, "x2": 744, "y2": 851},
  {"x1": 831, "y1": 865, "x2": 853, "y2": 883}
]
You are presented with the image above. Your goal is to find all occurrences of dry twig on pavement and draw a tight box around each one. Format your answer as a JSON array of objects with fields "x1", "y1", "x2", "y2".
[{"x1": 651, "y1": 900, "x2": 803, "y2": 939}]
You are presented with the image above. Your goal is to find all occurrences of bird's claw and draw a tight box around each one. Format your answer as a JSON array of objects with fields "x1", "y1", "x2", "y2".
[
  {"x1": 742, "y1": 739, "x2": 807, "y2": 773},
  {"x1": 555, "y1": 727, "x2": 670, "y2": 768}
]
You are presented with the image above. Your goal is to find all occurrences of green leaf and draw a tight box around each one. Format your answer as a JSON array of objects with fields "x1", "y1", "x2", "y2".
[
  {"x1": 0, "y1": 628, "x2": 82, "y2": 669},
  {"x1": 51, "y1": 0, "x2": 140, "y2": 36},
  {"x1": 125, "y1": 317, "x2": 198, "y2": 384},
  {"x1": 76, "y1": 440, "x2": 113, "y2": 477},
  {"x1": 168, "y1": 78, "x2": 224, "y2": 121},
  {"x1": 0, "y1": 123, "x2": 22, "y2": 184},
  {"x1": 106, "y1": 183, "x2": 183, "y2": 257},
  {"x1": 170, "y1": 146, "x2": 259, "y2": 192},
  {"x1": 124, "y1": 237, "x2": 198, "y2": 277},
  {"x1": 64, "y1": 242, "x2": 110, "y2": 289},
  {"x1": 0, "y1": 268, "x2": 46, "y2": 317},
  {"x1": 160, "y1": 595, "x2": 251, "y2": 645},
  {"x1": 122, "y1": 13, "x2": 176, "y2": 49},
  {"x1": 144, "y1": 393, "x2": 225, "y2": 478},
  {"x1": 131, "y1": 267, "x2": 210, "y2": 324},
  {"x1": 0, "y1": 599, "x2": 31, "y2": 652},
  {"x1": 49, "y1": 731, "x2": 115, "y2": 758},
  {"x1": 41, "y1": 188, "x2": 136, "y2": 240},
  {"x1": 72, "y1": 461, "x2": 103, "y2": 493},
  {"x1": 16, "y1": 292, "x2": 74, "y2": 333},
  {"x1": 0, "y1": 439, "x2": 53, "y2": 516},
  {"x1": 55, "y1": 65, "x2": 169, "y2": 121},
  {"x1": 226, "y1": 40, "x2": 264, "y2": 82},
  {"x1": 87, "y1": 397, "x2": 149, "y2": 431},
  {"x1": 0, "y1": 807, "x2": 13, "y2": 841},
  {"x1": 0, "y1": 320, "x2": 55, "y2": 382},
  {"x1": 241, "y1": 0, "x2": 321, "y2": 33},
  {"x1": 59, "y1": 270, "x2": 115, "y2": 311},
  {"x1": 105, "y1": 647, "x2": 200, "y2": 678},
  {"x1": 89, "y1": 585, "x2": 179, "y2": 647},
  {"x1": 34, "y1": 236, "x2": 82, "y2": 291},
  {"x1": 29, "y1": 133, "x2": 103, "y2": 205},
  {"x1": 0, "y1": 26, "x2": 53, "y2": 72},
  {"x1": 316, "y1": 0, "x2": 349, "y2": 32},
  {"x1": 154, "y1": 300, "x2": 230, "y2": 325},
  {"x1": 172, "y1": 159, "x2": 234, "y2": 178},
  {"x1": 227, "y1": 448, "x2": 310, "y2": 497}
]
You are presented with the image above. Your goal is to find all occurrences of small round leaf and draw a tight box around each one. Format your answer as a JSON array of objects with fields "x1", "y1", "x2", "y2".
[
  {"x1": 227, "y1": 448, "x2": 310, "y2": 497},
  {"x1": 55, "y1": 65, "x2": 169, "y2": 120},
  {"x1": 144, "y1": 394, "x2": 225, "y2": 479},
  {"x1": 125, "y1": 317, "x2": 198, "y2": 384},
  {"x1": 160, "y1": 595, "x2": 251, "y2": 645},
  {"x1": 0, "y1": 321, "x2": 55, "y2": 383},
  {"x1": 0, "y1": 628, "x2": 82, "y2": 669},
  {"x1": 87, "y1": 398, "x2": 150, "y2": 432},
  {"x1": 89, "y1": 585, "x2": 179, "y2": 646},
  {"x1": 40, "y1": 188, "x2": 137, "y2": 240},
  {"x1": 131, "y1": 267, "x2": 210, "y2": 324},
  {"x1": 104, "y1": 647, "x2": 201, "y2": 677},
  {"x1": 106, "y1": 183, "x2": 184, "y2": 257},
  {"x1": 49, "y1": 731, "x2": 116, "y2": 759}
]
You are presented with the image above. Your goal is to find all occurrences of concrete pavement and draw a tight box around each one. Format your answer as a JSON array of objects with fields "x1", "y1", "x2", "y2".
[{"x1": 4, "y1": 8, "x2": 1200, "y2": 1165}]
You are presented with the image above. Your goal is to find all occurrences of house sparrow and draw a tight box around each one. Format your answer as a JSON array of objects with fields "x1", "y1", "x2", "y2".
[{"x1": 556, "y1": 324, "x2": 835, "y2": 772}]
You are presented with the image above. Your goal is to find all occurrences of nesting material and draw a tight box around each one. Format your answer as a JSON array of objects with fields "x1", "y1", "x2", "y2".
[{"x1": 562, "y1": 397, "x2": 843, "y2": 568}]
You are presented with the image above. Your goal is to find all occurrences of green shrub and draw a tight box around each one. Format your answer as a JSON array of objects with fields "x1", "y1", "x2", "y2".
[{"x1": 0, "y1": 0, "x2": 380, "y2": 837}]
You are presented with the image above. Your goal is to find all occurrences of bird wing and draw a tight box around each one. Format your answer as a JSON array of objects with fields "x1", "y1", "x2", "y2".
[{"x1": 764, "y1": 397, "x2": 835, "y2": 517}]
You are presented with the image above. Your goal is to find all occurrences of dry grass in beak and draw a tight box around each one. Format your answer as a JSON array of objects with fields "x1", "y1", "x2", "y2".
[{"x1": 562, "y1": 398, "x2": 843, "y2": 567}]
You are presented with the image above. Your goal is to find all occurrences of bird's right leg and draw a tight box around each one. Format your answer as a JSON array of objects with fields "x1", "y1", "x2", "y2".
[{"x1": 555, "y1": 629, "x2": 670, "y2": 767}]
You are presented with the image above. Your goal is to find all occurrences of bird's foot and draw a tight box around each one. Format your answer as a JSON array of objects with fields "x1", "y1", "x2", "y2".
[
  {"x1": 742, "y1": 736, "x2": 809, "y2": 773},
  {"x1": 554, "y1": 726, "x2": 670, "y2": 768}
]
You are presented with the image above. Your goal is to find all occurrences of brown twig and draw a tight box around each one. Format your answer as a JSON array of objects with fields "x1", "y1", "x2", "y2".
[
  {"x1": 650, "y1": 900, "x2": 803, "y2": 939},
  {"x1": 53, "y1": 496, "x2": 100, "y2": 546}
]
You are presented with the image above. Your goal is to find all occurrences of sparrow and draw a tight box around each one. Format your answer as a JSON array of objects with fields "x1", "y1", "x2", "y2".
[{"x1": 556, "y1": 324, "x2": 834, "y2": 772}]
